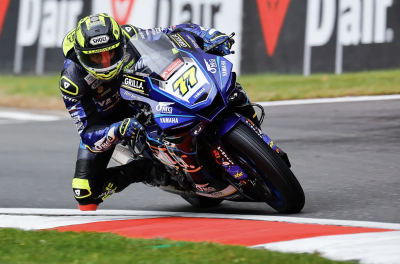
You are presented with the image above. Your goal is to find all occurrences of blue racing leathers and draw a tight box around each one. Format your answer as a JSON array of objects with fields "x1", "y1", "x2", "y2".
[{"x1": 60, "y1": 23, "x2": 230, "y2": 153}]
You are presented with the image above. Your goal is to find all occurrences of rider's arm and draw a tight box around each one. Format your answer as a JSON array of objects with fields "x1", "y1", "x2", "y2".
[
  {"x1": 121, "y1": 24, "x2": 230, "y2": 52},
  {"x1": 59, "y1": 61, "x2": 121, "y2": 153}
]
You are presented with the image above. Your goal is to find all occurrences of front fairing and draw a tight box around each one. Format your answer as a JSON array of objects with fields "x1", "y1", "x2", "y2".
[{"x1": 122, "y1": 32, "x2": 235, "y2": 130}]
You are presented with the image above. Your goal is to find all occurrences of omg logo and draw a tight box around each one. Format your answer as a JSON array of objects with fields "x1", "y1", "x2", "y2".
[{"x1": 90, "y1": 35, "x2": 110, "y2": 46}]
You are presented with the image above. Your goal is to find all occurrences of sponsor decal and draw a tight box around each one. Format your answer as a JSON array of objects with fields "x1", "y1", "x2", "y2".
[
  {"x1": 269, "y1": 140, "x2": 274, "y2": 148},
  {"x1": 92, "y1": 79, "x2": 102, "y2": 89},
  {"x1": 222, "y1": 161, "x2": 230, "y2": 166},
  {"x1": 160, "y1": 58, "x2": 184, "y2": 80},
  {"x1": 193, "y1": 87, "x2": 205, "y2": 99},
  {"x1": 213, "y1": 150, "x2": 221, "y2": 159},
  {"x1": 221, "y1": 60, "x2": 228, "y2": 76},
  {"x1": 197, "y1": 185, "x2": 237, "y2": 198},
  {"x1": 97, "y1": 86, "x2": 104, "y2": 93},
  {"x1": 62, "y1": 94, "x2": 77, "y2": 102},
  {"x1": 170, "y1": 34, "x2": 189, "y2": 48},
  {"x1": 134, "y1": 72, "x2": 149, "y2": 77},
  {"x1": 234, "y1": 171, "x2": 244, "y2": 179},
  {"x1": 204, "y1": 59, "x2": 217, "y2": 74},
  {"x1": 160, "y1": 117, "x2": 179, "y2": 124},
  {"x1": 71, "y1": 112, "x2": 84, "y2": 134},
  {"x1": 123, "y1": 90, "x2": 143, "y2": 101},
  {"x1": 246, "y1": 119, "x2": 264, "y2": 139},
  {"x1": 84, "y1": 74, "x2": 96, "y2": 85},
  {"x1": 217, "y1": 146, "x2": 234, "y2": 165},
  {"x1": 256, "y1": 0, "x2": 291, "y2": 57},
  {"x1": 122, "y1": 76, "x2": 145, "y2": 92},
  {"x1": 156, "y1": 102, "x2": 174, "y2": 114},
  {"x1": 97, "y1": 88, "x2": 111, "y2": 99},
  {"x1": 94, "y1": 136, "x2": 112, "y2": 151},
  {"x1": 98, "y1": 91, "x2": 120, "y2": 109},
  {"x1": 90, "y1": 35, "x2": 110, "y2": 45},
  {"x1": 99, "y1": 182, "x2": 117, "y2": 200},
  {"x1": 186, "y1": 34, "x2": 199, "y2": 48},
  {"x1": 111, "y1": 0, "x2": 135, "y2": 25},
  {"x1": 195, "y1": 183, "x2": 216, "y2": 193}
]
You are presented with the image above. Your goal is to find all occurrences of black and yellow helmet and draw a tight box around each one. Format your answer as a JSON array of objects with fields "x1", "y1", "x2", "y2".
[{"x1": 74, "y1": 14, "x2": 125, "y2": 81}]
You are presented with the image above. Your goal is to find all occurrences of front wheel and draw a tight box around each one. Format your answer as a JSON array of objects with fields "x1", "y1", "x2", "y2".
[{"x1": 222, "y1": 122, "x2": 305, "y2": 213}]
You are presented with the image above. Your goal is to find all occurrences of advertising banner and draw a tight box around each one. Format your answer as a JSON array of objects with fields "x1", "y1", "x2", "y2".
[
  {"x1": 1, "y1": 0, "x2": 399, "y2": 75},
  {"x1": 91, "y1": 0, "x2": 243, "y2": 74},
  {"x1": 243, "y1": 0, "x2": 400, "y2": 75},
  {"x1": 0, "y1": 0, "x2": 91, "y2": 74}
]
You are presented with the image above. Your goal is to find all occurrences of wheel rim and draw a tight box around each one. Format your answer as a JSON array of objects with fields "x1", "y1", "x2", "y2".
[{"x1": 228, "y1": 146, "x2": 285, "y2": 209}]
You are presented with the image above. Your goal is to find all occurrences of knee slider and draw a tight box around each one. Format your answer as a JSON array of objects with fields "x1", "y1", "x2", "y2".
[{"x1": 72, "y1": 178, "x2": 92, "y2": 199}]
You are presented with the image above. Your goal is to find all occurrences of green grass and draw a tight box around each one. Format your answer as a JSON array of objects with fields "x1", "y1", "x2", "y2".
[
  {"x1": 238, "y1": 69, "x2": 400, "y2": 101},
  {"x1": 0, "y1": 75, "x2": 60, "y2": 97},
  {"x1": 0, "y1": 229, "x2": 353, "y2": 264},
  {"x1": 0, "y1": 69, "x2": 399, "y2": 105}
]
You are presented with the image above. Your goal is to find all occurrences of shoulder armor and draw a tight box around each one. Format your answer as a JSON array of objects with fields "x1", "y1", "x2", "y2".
[
  {"x1": 59, "y1": 62, "x2": 89, "y2": 99},
  {"x1": 60, "y1": 76, "x2": 79, "y2": 96},
  {"x1": 121, "y1": 24, "x2": 139, "y2": 40},
  {"x1": 62, "y1": 29, "x2": 76, "y2": 58}
]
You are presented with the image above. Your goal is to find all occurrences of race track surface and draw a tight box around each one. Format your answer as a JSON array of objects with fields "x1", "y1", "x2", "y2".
[{"x1": 1, "y1": 99, "x2": 399, "y2": 223}]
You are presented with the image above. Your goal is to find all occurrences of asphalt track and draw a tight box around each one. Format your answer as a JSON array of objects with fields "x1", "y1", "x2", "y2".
[{"x1": 1, "y1": 99, "x2": 399, "y2": 223}]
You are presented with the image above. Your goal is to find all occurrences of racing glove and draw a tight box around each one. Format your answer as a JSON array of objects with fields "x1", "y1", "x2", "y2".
[
  {"x1": 203, "y1": 29, "x2": 233, "y2": 56},
  {"x1": 117, "y1": 118, "x2": 144, "y2": 141}
]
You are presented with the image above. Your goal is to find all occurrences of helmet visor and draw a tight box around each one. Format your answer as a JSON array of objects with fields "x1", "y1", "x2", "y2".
[{"x1": 77, "y1": 44, "x2": 125, "y2": 70}]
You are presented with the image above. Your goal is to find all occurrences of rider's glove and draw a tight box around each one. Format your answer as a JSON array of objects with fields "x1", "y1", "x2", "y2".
[
  {"x1": 117, "y1": 118, "x2": 144, "y2": 141},
  {"x1": 203, "y1": 29, "x2": 233, "y2": 56}
]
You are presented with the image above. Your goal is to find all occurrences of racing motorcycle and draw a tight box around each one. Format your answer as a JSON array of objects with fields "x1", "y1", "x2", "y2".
[{"x1": 113, "y1": 31, "x2": 305, "y2": 213}]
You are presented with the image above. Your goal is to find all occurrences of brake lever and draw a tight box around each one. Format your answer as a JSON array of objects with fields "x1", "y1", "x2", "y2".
[{"x1": 203, "y1": 32, "x2": 235, "y2": 53}]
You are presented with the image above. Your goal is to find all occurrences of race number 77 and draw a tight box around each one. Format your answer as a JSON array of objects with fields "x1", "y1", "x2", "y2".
[{"x1": 173, "y1": 66, "x2": 198, "y2": 96}]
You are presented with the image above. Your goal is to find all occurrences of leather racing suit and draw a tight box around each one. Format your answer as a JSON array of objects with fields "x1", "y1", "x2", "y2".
[{"x1": 60, "y1": 23, "x2": 245, "y2": 208}]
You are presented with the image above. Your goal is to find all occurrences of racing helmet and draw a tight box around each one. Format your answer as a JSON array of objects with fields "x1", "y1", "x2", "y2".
[{"x1": 74, "y1": 14, "x2": 126, "y2": 81}]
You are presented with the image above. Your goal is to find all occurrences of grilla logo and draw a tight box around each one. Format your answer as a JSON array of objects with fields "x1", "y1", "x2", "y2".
[{"x1": 256, "y1": 0, "x2": 291, "y2": 57}]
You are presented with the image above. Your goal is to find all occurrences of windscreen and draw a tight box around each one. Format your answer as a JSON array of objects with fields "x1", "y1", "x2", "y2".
[{"x1": 129, "y1": 33, "x2": 184, "y2": 80}]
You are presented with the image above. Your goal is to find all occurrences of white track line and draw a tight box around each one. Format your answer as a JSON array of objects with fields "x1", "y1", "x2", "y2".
[
  {"x1": 256, "y1": 94, "x2": 400, "y2": 107},
  {"x1": 252, "y1": 231, "x2": 400, "y2": 264},
  {"x1": 1, "y1": 208, "x2": 399, "y2": 230},
  {"x1": 0, "y1": 112, "x2": 61, "y2": 121}
]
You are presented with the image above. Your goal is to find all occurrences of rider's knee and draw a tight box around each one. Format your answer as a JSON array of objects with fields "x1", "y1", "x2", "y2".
[{"x1": 72, "y1": 177, "x2": 101, "y2": 209}]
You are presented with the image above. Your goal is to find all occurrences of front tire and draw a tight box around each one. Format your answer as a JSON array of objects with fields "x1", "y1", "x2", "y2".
[{"x1": 222, "y1": 122, "x2": 305, "y2": 213}]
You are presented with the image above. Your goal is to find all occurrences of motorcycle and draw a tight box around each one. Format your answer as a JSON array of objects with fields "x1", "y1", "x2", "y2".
[{"x1": 113, "y1": 31, "x2": 305, "y2": 213}]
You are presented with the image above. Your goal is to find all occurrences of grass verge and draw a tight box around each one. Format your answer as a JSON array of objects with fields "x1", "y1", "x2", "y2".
[
  {"x1": 0, "y1": 69, "x2": 400, "y2": 109},
  {"x1": 0, "y1": 228, "x2": 353, "y2": 264}
]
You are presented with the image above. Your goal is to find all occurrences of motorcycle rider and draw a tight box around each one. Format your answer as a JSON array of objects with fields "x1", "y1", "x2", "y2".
[{"x1": 60, "y1": 13, "x2": 260, "y2": 211}]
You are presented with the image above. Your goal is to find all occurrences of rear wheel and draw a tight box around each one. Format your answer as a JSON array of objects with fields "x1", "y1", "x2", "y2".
[{"x1": 222, "y1": 122, "x2": 305, "y2": 213}]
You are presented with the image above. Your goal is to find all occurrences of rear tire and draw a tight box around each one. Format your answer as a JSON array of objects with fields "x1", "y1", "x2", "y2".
[
  {"x1": 223, "y1": 122, "x2": 305, "y2": 213},
  {"x1": 181, "y1": 194, "x2": 223, "y2": 208}
]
